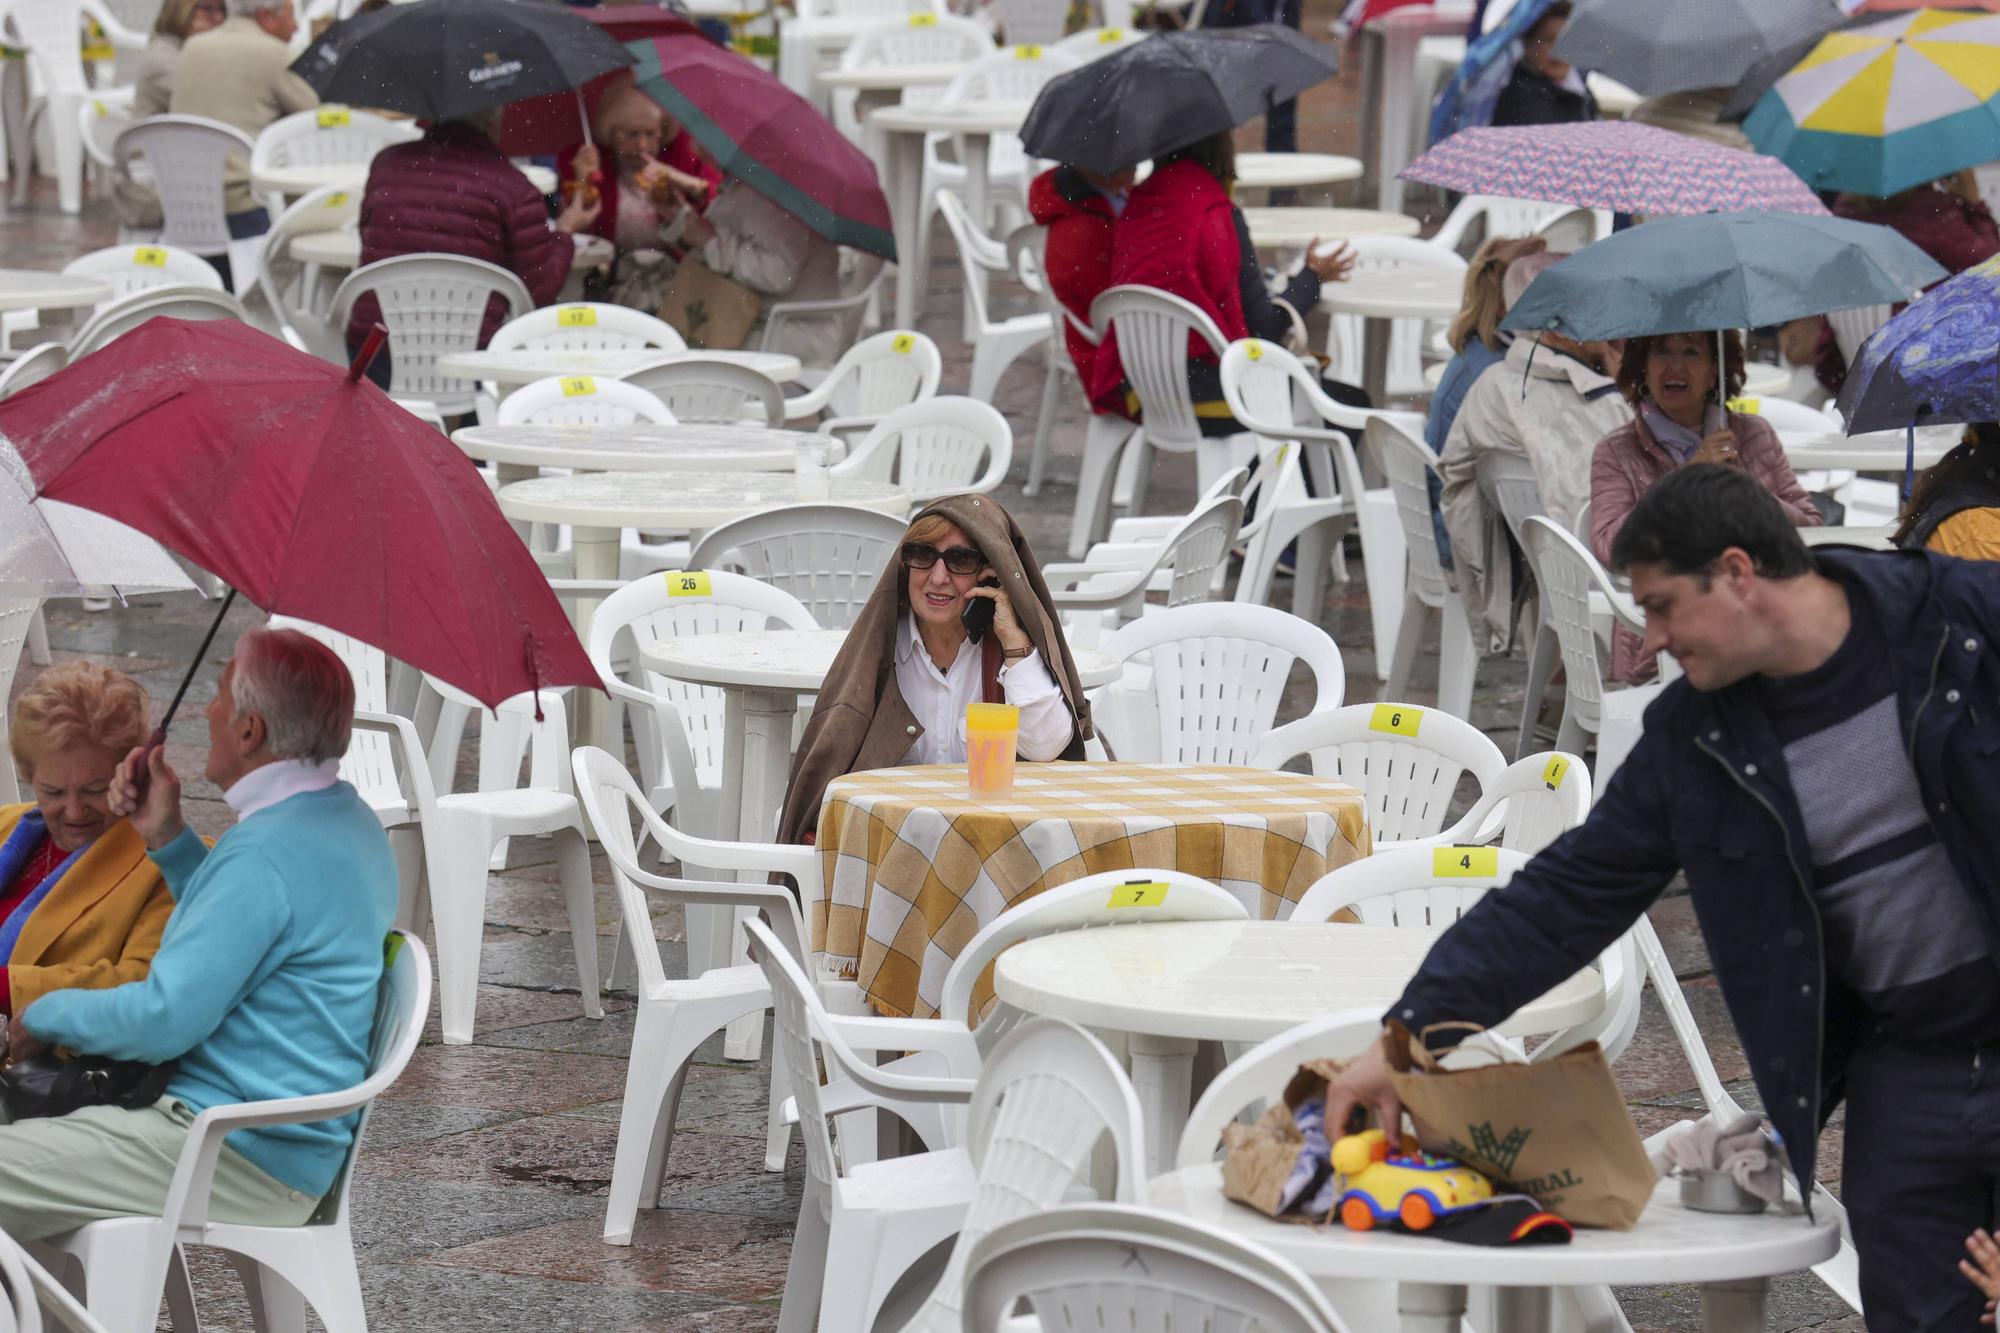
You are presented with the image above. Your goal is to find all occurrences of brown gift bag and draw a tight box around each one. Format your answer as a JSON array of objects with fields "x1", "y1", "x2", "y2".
[
  {"x1": 657, "y1": 258, "x2": 761, "y2": 350},
  {"x1": 1385, "y1": 1021, "x2": 1655, "y2": 1229},
  {"x1": 1220, "y1": 1059, "x2": 1348, "y2": 1222}
]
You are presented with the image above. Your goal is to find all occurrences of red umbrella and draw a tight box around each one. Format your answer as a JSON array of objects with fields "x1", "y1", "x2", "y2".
[
  {"x1": 497, "y1": 9, "x2": 707, "y2": 157},
  {"x1": 624, "y1": 31, "x2": 896, "y2": 259},
  {"x1": 0, "y1": 319, "x2": 597, "y2": 722}
]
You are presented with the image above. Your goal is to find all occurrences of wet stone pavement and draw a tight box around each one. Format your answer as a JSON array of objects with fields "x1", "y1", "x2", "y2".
[{"x1": 3, "y1": 21, "x2": 1860, "y2": 1328}]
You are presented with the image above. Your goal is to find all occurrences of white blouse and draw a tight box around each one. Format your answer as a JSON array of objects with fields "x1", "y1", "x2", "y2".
[{"x1": 892, "y1": 613, "x2": 1074, "y2": 765}]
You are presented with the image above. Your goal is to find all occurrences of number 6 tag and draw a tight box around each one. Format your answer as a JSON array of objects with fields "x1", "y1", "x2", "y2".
[{"x1": 1369, "y1": 703, "x2": 1422, "y2": 737}]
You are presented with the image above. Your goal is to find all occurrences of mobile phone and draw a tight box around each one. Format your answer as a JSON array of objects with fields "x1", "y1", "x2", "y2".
[{"x1": 961, "y1": 576, "x2": 1001, "y2": 643}]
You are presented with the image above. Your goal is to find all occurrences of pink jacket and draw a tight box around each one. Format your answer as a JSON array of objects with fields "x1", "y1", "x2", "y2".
[{"x1": 1591, "y1": 409, "x2": 1822, "y2": 681}]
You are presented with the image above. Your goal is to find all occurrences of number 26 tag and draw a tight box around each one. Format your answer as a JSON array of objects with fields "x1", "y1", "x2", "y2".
[
  {"x1": 662, "y1": 570, "x2": 713, "y2": 597},
  {"x1": 1107, "y1": 881, "x2": 1167, "y2": 908}
]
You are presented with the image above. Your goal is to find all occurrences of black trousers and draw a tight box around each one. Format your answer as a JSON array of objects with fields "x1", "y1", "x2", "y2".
[{"x1": 1840, "y1": 1038, "x2": 2000, "y2": 1330}]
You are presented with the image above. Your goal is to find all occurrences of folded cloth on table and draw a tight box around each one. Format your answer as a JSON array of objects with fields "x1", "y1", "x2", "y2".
[{"x1": 1648, "y1": 1112, "x2": 1783, "y2": 1203}]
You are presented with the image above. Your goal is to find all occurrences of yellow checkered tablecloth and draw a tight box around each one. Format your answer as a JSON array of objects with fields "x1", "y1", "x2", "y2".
[{"x1": 811, "y1": 761, "x2": 1372, "y2": 1020}]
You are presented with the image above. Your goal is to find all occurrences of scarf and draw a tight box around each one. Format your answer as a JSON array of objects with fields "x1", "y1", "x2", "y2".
[
  {"x1": 0, "y1": 813, "x2": 82, "y2": 967},
  {"x1": 1641, "y1": 401, "x2": 1723, "y2": 466}
]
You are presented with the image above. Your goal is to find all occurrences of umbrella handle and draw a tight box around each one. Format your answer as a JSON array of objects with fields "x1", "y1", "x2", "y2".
[{"x1": 127, "y1": 724, "x2": 168, "y2": 805}]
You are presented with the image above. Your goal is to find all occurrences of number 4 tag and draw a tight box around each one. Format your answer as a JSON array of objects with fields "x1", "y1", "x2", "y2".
[{"x1": 1433, "y1": 847, "x2": 1498, "y2": 877}]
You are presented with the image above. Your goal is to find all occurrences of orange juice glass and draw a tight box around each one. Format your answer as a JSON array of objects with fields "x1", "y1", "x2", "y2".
[{"x1": 965, "y1": 702, "x2": 1020, "y2": 794}]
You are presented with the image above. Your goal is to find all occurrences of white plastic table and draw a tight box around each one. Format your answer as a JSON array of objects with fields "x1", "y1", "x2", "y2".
[
  {"x1": 1242, "y1": 206, "x2": 1423, "y2": 250},
  {"x1": 996, "y1": 920, "x2": 1605, "y2": 1177},
  {"x1": 870, "y1": 101, "x2": 1032, "y2": 328},
  {"x1": 1236, "y1": 152, "x2": 1364, "y2": 192},
  {"x1": 642, "y1": 628, "x2": 1122, "y2": 1057},
  {"x1": 1319, "y1": 268, "x2": 1464, "y2": 405},
  {"x1": 817, "y1": 62, "x2": 961, "y2": 94},
  {"x1": 1780, "y1": 424, "x2": 1958, "y2": 472},
  {"x1": 1148, "y1": 1170, "x2": 1839, "y2": 1333},
  {"x1": 436, "y1": 346, "x2": 804, "y2": 389},
  {"x1": 0, "y1": 269, "x2": 110, "y2": 313},
  {"x1": 254, "y1": 160, "x2": 557, "y2": 197},
  {"x1": 495, "y1": 472, "x2": 907, "y2": 750},
  {"x1": 452, "y1": 422, "x2": 828, "y2": 476}
]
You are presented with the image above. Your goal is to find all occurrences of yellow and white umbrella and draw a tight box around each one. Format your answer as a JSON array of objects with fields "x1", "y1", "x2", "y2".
[{"x1": 1744, "y1": 8, "x2": 2000, "y2": 196}]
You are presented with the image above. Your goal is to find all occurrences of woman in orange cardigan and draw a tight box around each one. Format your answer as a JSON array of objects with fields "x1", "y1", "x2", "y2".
[{"x1": 0, "y1": 662, "x2": 173, "y2": 1034}]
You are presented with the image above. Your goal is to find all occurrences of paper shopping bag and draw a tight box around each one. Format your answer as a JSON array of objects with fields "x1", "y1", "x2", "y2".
[
  {"x1": 1385, "y1": 1022, "x2": 1656, "y2": 1229},
  {"x1": 1220, "y1": 1058, "x2": 1348, "y2": 1221},
  {"x1": 657, "y1": 258, "x2": 761, "y2": 350}
]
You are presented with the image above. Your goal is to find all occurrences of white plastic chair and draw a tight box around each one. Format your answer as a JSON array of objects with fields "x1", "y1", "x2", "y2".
[
  {"x1": 1427, "y1": 194, "x2": 1573, "y2": 256},
  {"x1": 40, "y1": 931, "x2": 430, "y2": 1333},
  {"x1": 1220, "y1": 339, "x2": 1422, "y2": 623},
  {"x1": 1175, "y1": 1007, "x2": 1388, "y2": 1170},
  {"x1": 583, "y1": 571, "x2": 818, "y2": 881},
  {"x1": 988, "y1": 0, "x2": 1067, "y2": 44},
  {"x1": 1040, "y1": 489, "x2": 1243, "y2": 649},
  {"x1": 0, "y1": 342, "x2": 66, "y2": 398},
  {"x1": 932, "y1": 190, "x2": 1050, "y2": 404},
  {"x1": 1289, "y1": 843, "x2": 1527, "y2": 927},
  {"x1": 1006, "y1": 223, "x2": 1087, "y2": 497},
  {"x1": 256, "y1": 184, "x2": 360, "y2": 360},
  {"x1": 1366, "y1": 415, "x2": 1478, "y2": 719},
  {"x1": 1249, "y1": 702, "x2": 1506, "y2": 844},
  {"x1": 1, "y1": 238, "x2": 219, "y2": 353},
  {"x1": 111, "y1": 115, "x2": 260, "y2": 295},
  {"x1": 572, "y1": 747, "x2": 813, "y2": 1236},
  {"x1": 688, "y1": 503, "x2": 909, "y2": 629},
  {"x1": 1404, "y1": 749, "x2": 1593, "y2": 855},
  {"x1": 487, "y1": 301, "x2": 686, "y2": 354},
  {"x1": 623, "y1": 356, "x2": 784, "y2": 426},
  {"x1": 0, "y1": 0, "x2": 145, "y2": 214},
  {"x1": 964, "y1": 1204, "x2": 1353, "y2": 1333},
  {"x1": 248, "y1": 105, "x2": 415, "y2": 210},
  {"x1": 831, "y1": 395, "x2": 1010, "y2": 502},
  {"x1": 1827, "y1": 303, "x2": 1892, "y2": 367},
  {"x1": 781, "y1": 327, "x2": 941, "y2": 439},
  {"x1": 891, "y1": 1018, "x2": 1150, "y2": 1333},
  {"x1": 494, "y1": 373, "x2": 676, "y2": 427},
  {"x1": 829, "y1": 14, "x2": 991, "y2": 139},
  {"x1": 2, "y1": 1227, "x2": 107, "y2": 1333},
  {"x1": 65, "y1": 285, "x2": 245, "y2": 357},
  {"x1": 76, "y1": 84, "x2": 133, "y2": 200},
  {"x1": 331, "y1": 254, "x2": 534, "y2": 416},
  {"x1": 1518, "y1": 514, "x2": 1651, "y2": 763},
  {"x1": 1053, "y1": 24, "x2": 1144, "y2": 58},
  {"x1": 1097, "y1": 603, "x2": 1345, "y2": 765},
  {"x1": 761, "y1": 252, "x2": 888, "y2": 378},
  {"x1": 1092, "y1": 285, "x2": 1254, "y2": 506},
  {"x1": 1325, "y1": 236, "x2": 1466, "y2": 401},
  {"x1": 748, "y1": 913, "x2": 979, "y2": 1333}
]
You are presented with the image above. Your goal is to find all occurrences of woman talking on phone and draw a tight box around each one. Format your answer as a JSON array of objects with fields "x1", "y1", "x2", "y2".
[{"x1": 777, "y1": 494, "x2": 1094, "y2": 845}]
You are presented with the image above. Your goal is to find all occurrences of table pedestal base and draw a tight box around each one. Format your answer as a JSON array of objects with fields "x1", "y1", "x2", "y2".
[
  {"x1": 1397, "y1": 1281, "x2": 1465, "y2": 1333},
  {"x1": 1128, "y1": 1034, "x2": 1198, "y2": 1179},
  {"x1": 720, "y1": 684, "x2": 802, "y2": 1061},
  {"x1": 570, "y1": 527, "x2": 621, "y2": 755},
  {"x1": 1700, "y1": 1278, "x2": 1768, "y2": 1332}
]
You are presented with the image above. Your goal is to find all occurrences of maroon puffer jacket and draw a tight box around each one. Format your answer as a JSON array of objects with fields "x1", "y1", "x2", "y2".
[{"x1": 346, "y1": 121, "x2": 573, "y2": 350}]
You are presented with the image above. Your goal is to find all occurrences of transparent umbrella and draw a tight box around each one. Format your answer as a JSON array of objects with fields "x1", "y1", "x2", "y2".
[{"x1": 0, "y1": 440, "x2": 197, "y2": 600}]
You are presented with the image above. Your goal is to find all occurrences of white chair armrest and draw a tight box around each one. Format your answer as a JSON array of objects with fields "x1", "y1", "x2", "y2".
[{"x1": 163, "y1": 1089, "x2": 369, "y2": 1237}]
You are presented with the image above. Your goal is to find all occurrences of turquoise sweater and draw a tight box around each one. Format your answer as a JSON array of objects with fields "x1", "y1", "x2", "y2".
[{"x1": 25, "y1": 783, "x2": 397, "y2": 1196}]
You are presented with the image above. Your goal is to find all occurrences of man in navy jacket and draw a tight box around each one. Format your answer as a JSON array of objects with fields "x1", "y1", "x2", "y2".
[{"x1": 1327, "y1": 464, "x2": 2000, "y2": 1330}]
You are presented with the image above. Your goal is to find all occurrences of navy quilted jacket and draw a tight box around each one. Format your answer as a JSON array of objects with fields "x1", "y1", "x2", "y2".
[{"x1": 346, "y1": 121, "x2": 572, "y2": 348}]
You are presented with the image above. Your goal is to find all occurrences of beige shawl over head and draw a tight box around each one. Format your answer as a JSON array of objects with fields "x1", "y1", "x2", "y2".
[{"x1": 776, "y1": 493, "x2": 1094, "y2": 846}]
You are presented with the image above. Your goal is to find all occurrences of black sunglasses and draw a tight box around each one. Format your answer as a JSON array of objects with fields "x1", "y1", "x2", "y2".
[{"x1": 902, "y1": 542, "x2": 983, "y2": 576}]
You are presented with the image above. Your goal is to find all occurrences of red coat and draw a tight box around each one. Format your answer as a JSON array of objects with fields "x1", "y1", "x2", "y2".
[
  {"x1": 1028, "y1": 167, "x2": 1121, "y2": 414},
  {"x1": 1088, "y1": 159, "x2": 1246, "y2": 408},
  {"x1": 348, "y1": 121, "x2": 574, "y2": 349},
  {"x1": 555, "y1": 132, "x2": 721, "y2": 250},
  {"x1": 1838, "y1": 184, "x2": 2000, "y2": 276}
]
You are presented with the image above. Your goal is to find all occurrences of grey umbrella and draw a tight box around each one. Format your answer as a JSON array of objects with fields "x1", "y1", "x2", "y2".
[
  {"x1": 1554, "y1": 0, "x2": 1845, "y2": 98},
  {"x1": 1499, "y1": 211, "x2": 1945, "y2": 343}
]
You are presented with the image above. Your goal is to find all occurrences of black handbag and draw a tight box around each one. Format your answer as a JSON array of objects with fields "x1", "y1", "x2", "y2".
[{"x1": 0, "y1": 1052, "x2": 177, "y2": 1120}]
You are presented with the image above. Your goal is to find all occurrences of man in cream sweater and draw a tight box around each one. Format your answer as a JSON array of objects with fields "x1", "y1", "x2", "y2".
[{"x1": 0, "y1": 627, "x2": 395, "y2": 1238}]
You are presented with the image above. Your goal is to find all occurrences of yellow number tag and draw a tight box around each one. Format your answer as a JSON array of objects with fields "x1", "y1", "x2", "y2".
[
  {"x1": 1015, "y1": 43, "x2": 1043, "y2": 57},
  {"x1": 907, "y1": 11, "x2": 937, "y2": 23},
  {"x1": 92, "y1": 100, "x2": 108, "y2": 117},
  {"x1": 1433, "y1": 846, "x2": 1499, "y2": 878},
  {"x1": 1099, "y1": 26, "x2": 1124, "y2": 40},
  {"x1": 559, "y1": 376, "x2": 597, "y2": 397},
  {"x1": 316, "y1": 106, "x2": 352, "y2": 129},
  {"x1": 891, "y1": 332, "x2": 915, "y2": 353},
  {"x1": 1273, "y1": 443, "x2": 1290, "y2": 469},
  {"x1": 556, "y1": 305, "x2": 598, "y2": 328},
  {"x1": 1245, "y1": 339, "x2": 1262, "y2": 361},
  {"x1": 1107, "y1": 881, "x2": 1168, "y2": 908},
  {"x1": 1725, "y1": 396, "x2": 1759, "y2": 414},
  {"x1": 131, "y1": 246, "x2": 167, "y2": 267},
  {"x1": 1369, "y1": 703, "x2": 1422, "y2": 737},
  {"x1": 663, "y1": 570, "x2": 714, "y2": 597},
  {"x1": 1541, "y1": 755, "x2": 1569, "y2": 791},
  {"x1": 325, "y1": 191, "x2": 349, "y2": 208}
]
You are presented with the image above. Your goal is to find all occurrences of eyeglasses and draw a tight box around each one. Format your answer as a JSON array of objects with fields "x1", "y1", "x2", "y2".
[{"x1": 902, "y1": 542, "x2": 982, "y2": 576}]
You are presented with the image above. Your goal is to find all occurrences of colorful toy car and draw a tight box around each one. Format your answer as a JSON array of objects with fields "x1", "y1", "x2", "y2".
[{"x1": 1329, "y1": 1128, "x2": 1495, "y2": 1231}]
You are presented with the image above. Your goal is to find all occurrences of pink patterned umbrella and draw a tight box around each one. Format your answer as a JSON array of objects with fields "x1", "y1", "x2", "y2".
[{"x1": 1401, "y1": 120, "x2": 1831, "y2": 217}]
